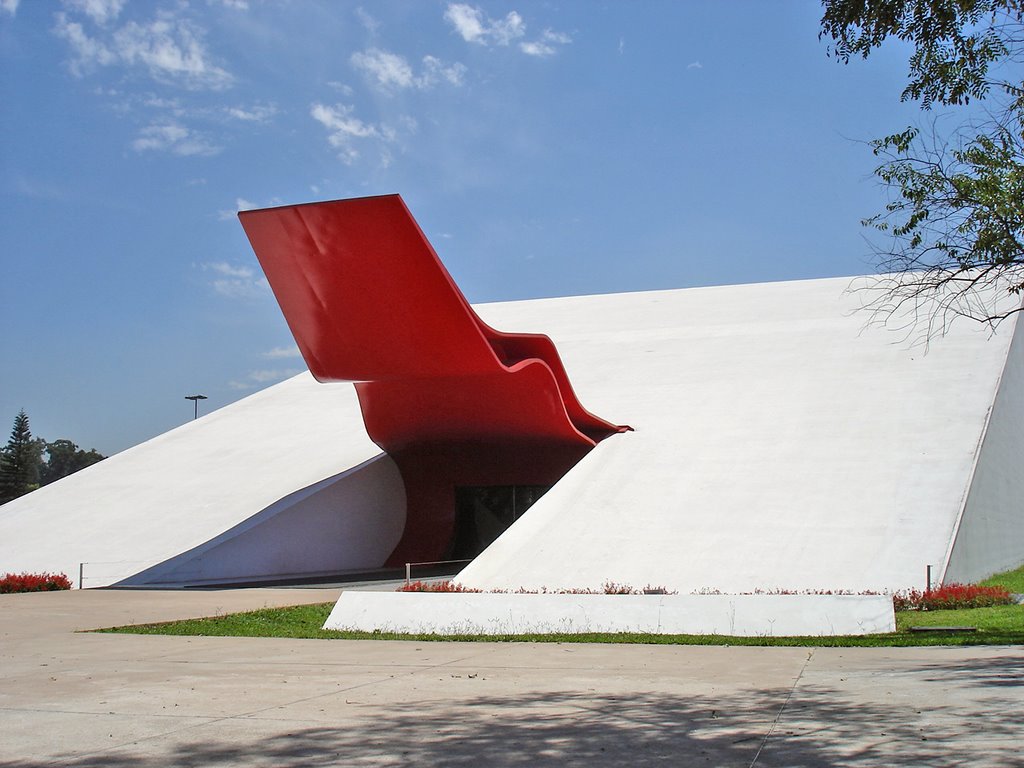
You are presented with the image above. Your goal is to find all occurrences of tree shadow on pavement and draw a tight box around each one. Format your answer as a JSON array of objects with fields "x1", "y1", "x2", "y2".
[
  {"x1": 897, "y1": 651, "x2": 1024, "y2": 689},
  {"x1": 3, "y1": 663, "x2": 1021, "y2": 768}
]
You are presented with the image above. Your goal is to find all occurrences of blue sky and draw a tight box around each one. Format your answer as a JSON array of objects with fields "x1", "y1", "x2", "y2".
[{"x1": 1, "y1": 0, "x2": 921, "y2": 455}]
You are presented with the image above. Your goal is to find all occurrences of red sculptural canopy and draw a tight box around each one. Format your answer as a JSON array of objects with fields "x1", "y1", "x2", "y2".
[{"x1": 239, "y1": 194, "x2": 629, "y2": 454}]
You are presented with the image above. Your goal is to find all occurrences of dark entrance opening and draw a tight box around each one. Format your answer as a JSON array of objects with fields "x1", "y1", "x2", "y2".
[
  {"x1": 449, "y1": 485, "x2": 550, "y2": 560},
  {"x1": 384, "y1": 441, "x2": 589, "y2": 566}
]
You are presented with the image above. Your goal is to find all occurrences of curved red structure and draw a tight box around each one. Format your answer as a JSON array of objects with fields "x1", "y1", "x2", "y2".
[{"x1": 240, "y1": 195, "x2": 629, "y2": 562}]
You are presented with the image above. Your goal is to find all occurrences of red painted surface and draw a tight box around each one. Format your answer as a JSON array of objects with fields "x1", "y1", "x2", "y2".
[{"x1": 240, "y1": 195, "x2": 630, "y2": 562}]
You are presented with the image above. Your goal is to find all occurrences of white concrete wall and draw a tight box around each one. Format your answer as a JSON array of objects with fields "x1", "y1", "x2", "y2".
[
  {"x1": 944, "y1": 314, "x2": 1024, "y2": 583},
  {"x1": 324, "y1": 591, "x2": 896, "y2": 636},
  {"x1": 458, "y1": 278, "x2": 1017, "y2": 594},
  {"x1": 123, "y1": 453, "x2": 405, "y2": 586},
  {"x1": 0, "y1": 372, "x2": 386, "y2": 587}
]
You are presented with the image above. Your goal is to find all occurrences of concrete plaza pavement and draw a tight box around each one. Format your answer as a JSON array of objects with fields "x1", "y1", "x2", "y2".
[{"x1": 1, "y1": 588, "x2": 1022, "y2": 767}]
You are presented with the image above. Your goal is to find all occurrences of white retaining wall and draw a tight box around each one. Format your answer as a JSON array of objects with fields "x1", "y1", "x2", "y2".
[{"x1": 324, "y1": 591, "x2": 897, "y2": 636}]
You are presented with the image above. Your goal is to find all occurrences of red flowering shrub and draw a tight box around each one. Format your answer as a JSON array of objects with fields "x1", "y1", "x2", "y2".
[
  {"x1": 0, "y1": 572, "x2": 73, "y2": 593},
  {"x1": 398, "y1": 580, "x2": 482, "y2": 593},
  {"x1": 398, "y1": 580, "x2": 678, "y2": 595},
  {"x1": 893, "y1": 583, "x2": 1012, "y2": 611}
]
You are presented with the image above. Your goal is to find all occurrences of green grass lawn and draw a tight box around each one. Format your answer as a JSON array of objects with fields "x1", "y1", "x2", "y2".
[
  {"x1": 95, "y1": 600, "x2": 1024, "y2": 647},
  {"x1": 94, "y1": 563, "x2": 1024, "y2": 647},
  {"x1": 981, "y1": 563, "x2": 1024, "y2": 593}
]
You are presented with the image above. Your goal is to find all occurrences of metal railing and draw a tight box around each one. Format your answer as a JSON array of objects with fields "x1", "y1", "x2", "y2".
[
  {"x1": 77, "y1": 560, "x2": 152, "y2": 589},
  {"x1": 404, "y1": 558, "x2": 473, "y2": 586}
]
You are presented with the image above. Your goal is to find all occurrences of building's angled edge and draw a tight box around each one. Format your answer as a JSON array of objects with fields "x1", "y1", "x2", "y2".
[{"x1": 944, "y1": 311, "x2": 1024, "y2": 582}]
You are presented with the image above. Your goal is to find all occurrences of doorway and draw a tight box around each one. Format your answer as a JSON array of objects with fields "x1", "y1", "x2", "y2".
[{"x1": 449, "y1": 485, "x2": 550, "y2": 560}]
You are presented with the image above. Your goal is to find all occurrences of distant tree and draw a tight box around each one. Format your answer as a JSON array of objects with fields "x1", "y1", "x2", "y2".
[
  {"x1": 0, "y1": 410, "x2": 42, "y2": 504},
  {"x1": 39, "y1": 439, "x2": 105, "y2": 486},
  {"x1": 820, "y1": 0, "x2": 1024, "y2": 335}
]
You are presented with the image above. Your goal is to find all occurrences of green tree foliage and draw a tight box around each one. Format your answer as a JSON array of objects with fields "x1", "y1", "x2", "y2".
[
  {"x1": 39, "y1": 439, "x2": 105, "y2": 486},
  {"x1": 0, "y1": 410, "x2": 42, "y2": 504},
  {"x1": 0, "y1": 411, "x2": 106, "y2": 503},
  {"x1": 821, "y1": 0, "x2": 1024, "y2": 333}
]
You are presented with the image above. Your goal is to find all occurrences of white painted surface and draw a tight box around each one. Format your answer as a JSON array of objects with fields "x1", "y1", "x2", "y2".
[
  {"x1": 324, "y1": 591, "x2": 896, "y2": 636},
  {"x1": 3, "y1": 275, "x2": 1021, "y2": 593},
  {"x1": 123, "y1": 453, "x2": 405, "y2": 586},
  {"x1": 459, "y1": 277, "x2": 1020, "y2": 593},
  {"x1": 0, "y1": 372, "x2": 390, "y2": 587},
  {"x1": 945, "y1": 314, "x2": 1024, "y2": 582}
]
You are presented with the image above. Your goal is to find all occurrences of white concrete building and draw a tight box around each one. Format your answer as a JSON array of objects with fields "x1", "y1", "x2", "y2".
[{"x1": 1, "y1": 275, "x2": 1022, "y2": 593}]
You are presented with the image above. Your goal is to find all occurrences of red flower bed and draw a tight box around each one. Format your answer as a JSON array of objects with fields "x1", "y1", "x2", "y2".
[
  {"x1": 893, "y1": 583, "x2": 1012, "y2": 611},
  {"x1": 398, "y1": 580, "x2": 482, "y2": 593},
  {"x1": 397, "y1": 580, "x2": 677, "y2": 595},
  {"x1": 0, "y1": 572, "x2": 73, "y2": 593}
]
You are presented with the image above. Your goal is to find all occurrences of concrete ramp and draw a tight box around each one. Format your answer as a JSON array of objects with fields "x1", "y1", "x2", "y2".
[
  {"x1": 0, "y1": 372, "x2": 404, "y2": 587},
  {"x1": 458, "y1": 277, "x2": 1024, "y2": 593}
]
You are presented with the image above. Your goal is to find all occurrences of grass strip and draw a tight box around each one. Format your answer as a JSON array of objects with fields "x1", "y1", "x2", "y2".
[
  {"x1": 94, "y1": 601, "x2": 1024, "y2": 647},
  {"x1": 981, "y1": 563, "x2": 1024, "y2": 593}
]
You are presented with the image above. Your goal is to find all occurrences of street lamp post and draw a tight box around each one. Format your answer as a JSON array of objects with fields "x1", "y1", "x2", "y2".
[{"x1": 185, "y1": 394, "x2": 208, "y2": 420}]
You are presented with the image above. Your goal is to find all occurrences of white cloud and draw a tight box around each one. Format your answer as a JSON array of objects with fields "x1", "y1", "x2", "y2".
[
  {"x1": 444, "y1": 4, "x2": 486, "y2": 42},
  {"x1": 132, "y1": 121, "x2": 221, "y2": 156},
  {"x1": 421, "y1": 55, "x2": 466, "y2": 86},
  {"x1": 262, "y1": 345, "x2": 302, "y2": 359},
  {"x1": 225, "y1": 104, "x2": 277, "y2": 122},
  {"x1": 1, "y1": 0, "x2": 20, "y2": 17},
  {"x1": 310, "y1": 103, "x2": 379, "y2": 140},
  {"x1": 113, "y1": 18, "x2": 233, "y2": 89},
  {"x1": 687, "y1": 61, "x2": 703, "y2": 70},
  {"x1": 206, "y1": 262, "x2": 252, "y2": 278},
  {"x1": 248, "y1": 368, "x2": 302, "y2": 382},
  {"x1": 445, "y1": 3, "x2": 525, "y2": 46},
  {"x1": 54, "y1": 8, "x2": 233, "y2": 90},
  {"x1": 350, "y1": 48, "x2": 414, "y2": 89},
  {"x1": 444, "y1": 4, "x2": 569, "y2": 56},
  {"x1": 350, "y1": 48, "x2": 465, "y2": 91},
  {"x1": 355, "y1": 6, "x2": 379, "y2": 33},
  {"x1": 122, "y1": 94, "x2": 275, "y2": 133},
  {"x1": 228, "y1": 368, "x2": 304, "y2": 390},
  {"x1": 63, "y1": 0, "x2": 125, "y2": 25},
  {"x1": 54, "y1": 13, "x2": 118, "y2": 71},
  {"x1": 142, "y1": 95, "x2": 182, "y2": 111},
  {"x1": 327, "y1": 81, "x2": 355, "y2": 96},
  {"x1": 310, "y1": 102, "x2": 395, "y2": 164},
  {"x1": 212, "y1": 0, "x2": 249, "y2": 10},
  {"x1": 217, "y1": 196, "x2": 278, "y2": 220},
  {"x1": 520, "y1": 29, "x2": 572, "y2": 57},
  {"x1": 202, "y1": 261, "x2": 270, "y2": 298}
]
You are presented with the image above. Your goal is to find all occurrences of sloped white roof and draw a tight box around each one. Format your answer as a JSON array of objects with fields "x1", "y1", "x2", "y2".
[
  {"x1": 459, "y1": 276, "x2": 1022, "y2": 592},
  {"x1": 0, "y1": 373, "x2": 380, "y2": 586},
  {"x1": 3, "y1": 275, "x2": 1021, "y2": 591}
]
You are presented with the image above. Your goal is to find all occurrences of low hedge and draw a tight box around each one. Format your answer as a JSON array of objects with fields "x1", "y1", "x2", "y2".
[
  {"x1": 893, "y1": 583, "x2": 1013, "y2": 611},
  {"x1": 0, "y1": 572, "x2": 73, "y2": 593}
]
